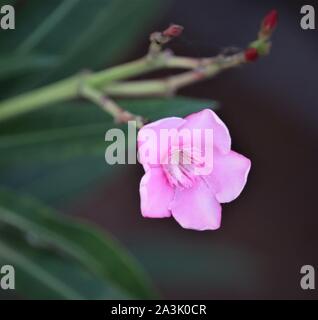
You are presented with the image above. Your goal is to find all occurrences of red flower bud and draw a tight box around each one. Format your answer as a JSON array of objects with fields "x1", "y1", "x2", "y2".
[
  {"x1": 244, "y1": 47, "x2": 259, "y2": 62},
  {"x1": 163, "y1": 24, "x2": 184, "y2": 38},
  {"x1": 262, "y1": 10, "x2": 278, "y2": 32}
]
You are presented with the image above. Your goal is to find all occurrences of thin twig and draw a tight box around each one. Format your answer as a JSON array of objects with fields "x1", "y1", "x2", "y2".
[
  {"x1": 104, "y1": 53, "x2": 244, "y2": 97},
  {"x1": 0, "y1": 11, "x2": 278, "y2": 124},
  {"x1": 80, "y1": 85, "x2": 145, "y2": 128}
]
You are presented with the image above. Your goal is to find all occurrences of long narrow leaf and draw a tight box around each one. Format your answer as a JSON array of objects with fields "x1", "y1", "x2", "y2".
[{"x1": 0, "y1": 187, "x2": 156, "y2": 298}]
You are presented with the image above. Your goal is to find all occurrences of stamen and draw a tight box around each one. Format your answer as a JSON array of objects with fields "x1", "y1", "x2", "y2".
[{"x1": 162, "y1": 148, "x2": 204, "y2": 188}]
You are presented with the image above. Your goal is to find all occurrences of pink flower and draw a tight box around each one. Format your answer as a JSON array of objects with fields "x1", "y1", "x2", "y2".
[{"x1": 137, "y1": 109, "x2": 251, "y2": 231}]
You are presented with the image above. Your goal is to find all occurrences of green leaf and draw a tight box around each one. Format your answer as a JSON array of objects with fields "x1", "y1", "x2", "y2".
[
  {"x1": 0, "y1": 187, "x2": 156, "y2": 299},
  {"x1": 0, "y1": 97, "x2": 216, "y2": 165},
  {"x1": 0, "y1": 54, "x2": 59, "y2": 81},
  {"x1": 17, "y1": 0, "x2": 82, "y2": 55},
  {"x1": 0, "y1": 237, "x2": 83, "y2": 299},
  {"x1": 0, "y1": 156, "x2": 114, "y2": 206},
  {"x1": 42, "y1": 0, "x2": 167, "y2": 80},
  {"x1": 121, "y1": 97, "x2": 217, "y2": 120},
  {"x1": 0, "y1": 229, "x2": 129, "y2": 299},
  {"x1": 0, "y1": 0, "x2": 171, "y2": 95}
]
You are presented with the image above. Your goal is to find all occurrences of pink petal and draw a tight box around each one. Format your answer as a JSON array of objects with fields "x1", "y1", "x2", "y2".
[
  {"x1": 170, "y1": 181, "x2": 222, "y2": 230},
  {"x1": 205, "y1": 150, "x2": 251, "y2": 203},
  {"x1": 140, "y1": 168, "x2": 174, "y2": 218},
  {"x1": 137, "y1": 117, "x2": 185, "y2": 171},
  {"x1": 182, "y1": 108, "x2": 231, "y2": 154}
]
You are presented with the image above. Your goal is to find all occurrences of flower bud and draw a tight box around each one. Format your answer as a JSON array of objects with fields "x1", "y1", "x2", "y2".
[
  {"x1": 162, "y1": 24, "x2": 184, "y2": 38},
  {"x1": 244, "y1": 47, "x2": 259, "y2": 62},
  {"x1": 262, "y1": 10, "x2": 278, "y2": 32}
]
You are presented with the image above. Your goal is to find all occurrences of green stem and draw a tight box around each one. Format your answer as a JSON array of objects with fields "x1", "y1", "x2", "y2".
[
  {"x1": 80, "y1": 85, "x2": 120, "y2": 119},
  {"x1": 0, "y1": 56, "x2": 160, "y2": 122},
  {"x1": 104, "y1": 53, "x2": 245, "y2": 97},
  {"x1": 0, "y1": 77, "x2": 79, "y2": 122},
  {"x1": 88, "y1": 55, "x2": 201, "y2": 87},
  {"x1": 0, "y1": 53, "x2": 196, "y2": 122},
  {"x1": 80, "y1": 85, "x2": 144, "y2": 127},
  {"x1": 0, "y1": 30, "x2": 271, "y2": 122},
  {"x1": 104, "y1": 80, "x2": 167, "y2": 97}
]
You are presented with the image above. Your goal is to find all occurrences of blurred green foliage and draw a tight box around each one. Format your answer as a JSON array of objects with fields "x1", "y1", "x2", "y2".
[
  {"x1": 0, "y1": 187, "x2": 154, "y2": 299},
  {"x1": 0, "y1": 0, "x2": 217, "y2": 299}
]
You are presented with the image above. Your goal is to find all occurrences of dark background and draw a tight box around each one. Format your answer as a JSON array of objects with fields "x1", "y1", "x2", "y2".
[
  {"x1": 68, "y1": 0, "x2": 318, "y2": 299},
  {"x1": 0, "y1": 0, "x2": 317, "y2": 300}
]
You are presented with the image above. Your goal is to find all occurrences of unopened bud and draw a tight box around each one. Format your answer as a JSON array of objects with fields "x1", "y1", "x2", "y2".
[
  {"x1": 162, "y1": 24, "x2": 184, "y2": 38},
  {"x1": 244, "y1": 47, "x2": 259, "y2": 62},
  {"x1": 262, "y1": 10, "x2": 278, "y2": 32}
]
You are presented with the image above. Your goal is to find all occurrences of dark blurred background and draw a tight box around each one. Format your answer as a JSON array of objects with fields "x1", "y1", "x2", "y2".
[
  {"x1": 0, "y1": 0, "x2": 317, "y2": 300},
  {"x1": 68, "y1": 0, "x2": 318, "y2": 299}
]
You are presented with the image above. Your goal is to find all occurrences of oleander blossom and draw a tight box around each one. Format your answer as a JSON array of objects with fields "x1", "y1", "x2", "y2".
[{"x1": 137, "y1": 109, "x2": 251, "y2": 231}]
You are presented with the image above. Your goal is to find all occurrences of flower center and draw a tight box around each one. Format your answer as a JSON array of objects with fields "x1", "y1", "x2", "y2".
[{"x1": 162, "y1": 148, "x2": 204, "y2": 188}]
